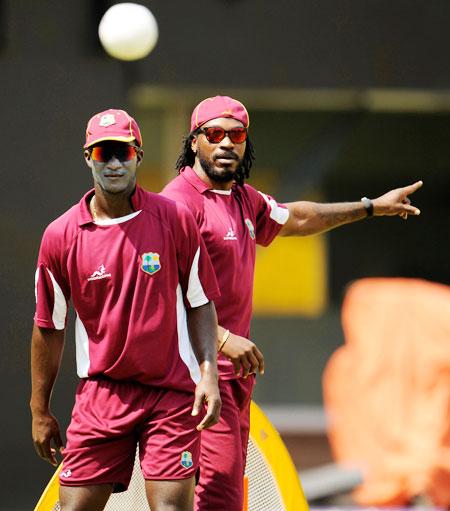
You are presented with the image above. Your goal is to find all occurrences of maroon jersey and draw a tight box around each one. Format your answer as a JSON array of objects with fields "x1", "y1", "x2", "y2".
[
  {"x1": 161, "y1": 166, "x2": 289, "y2": 379},
  {"x1": 34, "y1": 186, "x2": 220, "y2": 391}
]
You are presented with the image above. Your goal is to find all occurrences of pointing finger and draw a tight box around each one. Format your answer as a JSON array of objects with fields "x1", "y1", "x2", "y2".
[{"x1": 404, "y1": 180, "x2": 423, "y2": 195}]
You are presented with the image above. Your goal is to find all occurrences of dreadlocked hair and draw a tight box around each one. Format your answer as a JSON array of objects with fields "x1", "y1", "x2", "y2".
[{"x1": 175, "y1": 129, "x2": 255, "y2": 187}]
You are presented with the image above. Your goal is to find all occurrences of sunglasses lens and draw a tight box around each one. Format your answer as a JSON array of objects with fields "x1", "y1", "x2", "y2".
[
  {"x1": 229, "y1": 128, "x2": 247, "y2": 144},
  {"x1": 90, "y1": 146, "x2": 108, "y2": 162},
  {"x1": 116, "y1": 146, "x2": 137, "y2": 161},
  {"x1": 90, "y1": 145, "x2": 137, "y2": 162},
  {"x1": 204, "y1": 127, "x2": 226, "y2": 143},
  {"x1": 203, "y1": 127, "x2": 247, "y2": 144}
]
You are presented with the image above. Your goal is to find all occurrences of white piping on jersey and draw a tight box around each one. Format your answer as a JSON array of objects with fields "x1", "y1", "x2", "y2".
[
  {"x1": 34, "y1": 267, "x2": 39, "y2": 303},
  {"x1": 35, "y1": 267, "x2": 67, "y2": 330},
  {"x1": 210, "y1": 189, "x2": 232, "y2": 195},
  {"x1": 75, "y1": 313, "x2": 90, "y2": 378},
  {"x1": 258, "y1": 191, "x2": 290, "y2": 225},
  {"x1": 94, "y1": 210, "x2": 142, "y2": 226},
  {"x1": 176, "y1": 284, "x2": 201, "y2": 384},
  {"x1": 186, "y1": 247, "x2": 209, "y2": 307}
]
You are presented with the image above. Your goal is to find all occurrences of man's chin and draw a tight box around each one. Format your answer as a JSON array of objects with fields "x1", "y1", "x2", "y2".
[{"x1": 204, "y1": 166, "x2": 236, "y2": 184}]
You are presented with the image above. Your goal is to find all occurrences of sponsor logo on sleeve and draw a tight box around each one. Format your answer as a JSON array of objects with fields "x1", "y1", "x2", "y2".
[
  {"x1": 60, "y1": 469, "x2": 72, "y2": 478},
  {"x1": 140, "y1": 252, "x2": 161, "y2": 275}
]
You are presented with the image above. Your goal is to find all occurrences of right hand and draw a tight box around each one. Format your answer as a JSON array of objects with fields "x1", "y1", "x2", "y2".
[
  {"x1": 32, "y1": 411, "x2": 64, "y2": 466},
  {"x1": 220, "y1": 333, "x2": 265, "y2": 378}
]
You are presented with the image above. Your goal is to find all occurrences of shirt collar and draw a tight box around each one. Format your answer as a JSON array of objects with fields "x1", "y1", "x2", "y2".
[
  {"x1": 180, "y1": 166, "x2": 214, "y2": 194},
  {"x1": 77, "y1": 186, "x2": 145, "y2": 226}
]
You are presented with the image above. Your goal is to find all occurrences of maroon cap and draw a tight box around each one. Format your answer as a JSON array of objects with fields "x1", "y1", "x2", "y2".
[
  {"x1": 84, "y1": 109, "x2": 143, "y2": 148},
  {"x1": 190, "y1": 96, "x2": 250, "y2": 132}
]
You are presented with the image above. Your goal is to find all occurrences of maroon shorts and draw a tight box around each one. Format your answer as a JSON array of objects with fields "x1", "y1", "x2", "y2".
[
  {"x1": 195, "y1": 375, "x2": 254, "y2": 511},
  {"x1": 59, "y1": 377, "x2": 202, "y2": 490}
]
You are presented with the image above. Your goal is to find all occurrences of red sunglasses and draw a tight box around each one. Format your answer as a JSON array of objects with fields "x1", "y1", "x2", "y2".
[
  {"x1": 90, "y1": 145, "x2": 139, "y2": 163},
  {"x1": 199, "y1": 126, "x2": 248, "y2": 144}
]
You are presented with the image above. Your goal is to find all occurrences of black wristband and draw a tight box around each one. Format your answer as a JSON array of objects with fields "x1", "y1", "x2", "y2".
[{"x1": 361, "y1": 197, "x2": 374, "y2": 217}]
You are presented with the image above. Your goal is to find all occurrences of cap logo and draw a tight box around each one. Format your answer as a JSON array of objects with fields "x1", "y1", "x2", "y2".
[
  {"x1": 222, "y1": 109, "x2": 233, "y2": 116},
  {"x1": 99, "y1": 114, "x2": 116, "y2": 127}
]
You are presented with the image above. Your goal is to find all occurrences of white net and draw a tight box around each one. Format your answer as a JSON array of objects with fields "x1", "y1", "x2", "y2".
[
  {"x1": 245, "y1": 437, "x2": 284, "y2": 511},
  {"x1": 50, "y1": 436, "x2": 286, "y2": 510}
]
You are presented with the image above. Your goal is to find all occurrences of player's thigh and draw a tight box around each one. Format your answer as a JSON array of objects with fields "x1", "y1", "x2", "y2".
[
  {"x1": 139, "y1": 388, "x2": 201, "y2": 480},
  {"x1": 59, "y1": 483, "x2": 113, "y2": 511},
  {"x1": 145, "y1": 477, "x2": 195, "y2": 511},
  {"x1": 200, "y1": 377, "x2": 254, "y2": 476},
  {"x1": 194, "y1": 382, "x2": 245, "y2": 510}
]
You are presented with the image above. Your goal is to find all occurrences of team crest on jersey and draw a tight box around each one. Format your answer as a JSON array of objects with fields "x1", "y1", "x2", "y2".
[
  {"x1": 180, "y1": 451, "x2": 193, "y2": 469},
  {"x1": 245, "y1": 218, "x2": 255, "y2": 240},
  {"x1": 141, "y1": 252, "x2": 161, "y2": 275},
  {"x1": 99, "y1": 114, "x2": 116, "y2": 127}
]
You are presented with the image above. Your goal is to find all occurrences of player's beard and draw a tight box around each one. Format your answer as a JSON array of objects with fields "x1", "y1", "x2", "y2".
[{"x1": 199, "y1": 155, "x2": 241, "y2": 184}]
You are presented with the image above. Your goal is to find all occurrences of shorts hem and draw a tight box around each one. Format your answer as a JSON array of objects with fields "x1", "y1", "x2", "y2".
[{"x1": 141, "y1": 472, "x2": 197, "y2": 481}]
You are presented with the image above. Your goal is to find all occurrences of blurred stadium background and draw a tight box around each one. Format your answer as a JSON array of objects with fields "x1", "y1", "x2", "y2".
[{"x1": 1, "y1": 1, "x2": 449, "y2": 509}]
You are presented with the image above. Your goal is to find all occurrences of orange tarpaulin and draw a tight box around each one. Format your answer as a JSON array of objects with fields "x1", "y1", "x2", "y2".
[{"x1": 323, "y1": 278, "x2": 450, "y2": 507}]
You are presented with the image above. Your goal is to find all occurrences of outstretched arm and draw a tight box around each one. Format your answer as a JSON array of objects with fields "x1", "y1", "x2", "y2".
[
  {"x1": 187, "y1": 301, "x2": 221, "y2": 431},
  {"x1": 30, "y1": 325, "x2": 65, "y2": 466},
  {"x1": 279, "y1": 180, "x2": 423, "y2": 237}
]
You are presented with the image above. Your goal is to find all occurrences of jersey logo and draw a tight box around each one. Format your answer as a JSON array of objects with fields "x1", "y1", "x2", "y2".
[
  {"x1": 60, "y1": 469, "x2": 72, "y2": 478},
  {"x1": 223, "y1": 227, "x2": 237, "y2": 241},
  {"x1": 99, "y1": 114, "x2": 116, "y2": 127},
  {"x1": 141, "y1": 252, "x2": 161, "y2": 275},
  {"x1": 245, "y1": 218, "x2": 255, "y2": 240},
  {"x1": 180, "y1": 451, "x2": 193, "y2": 469},
  {"x1": 87, "y1": 264, "x2": 112, "y2": 281}
]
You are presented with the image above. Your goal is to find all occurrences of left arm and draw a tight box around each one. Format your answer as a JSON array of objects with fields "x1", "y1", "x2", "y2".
[
  {"x1": 279, "y1": 180, "x2": 423, "y2": 237},
  {"x1": 187, "y1": 301, "x2": 221, "y2": 431}
]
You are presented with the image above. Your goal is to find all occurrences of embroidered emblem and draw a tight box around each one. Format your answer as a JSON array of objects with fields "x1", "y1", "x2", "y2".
[
  {"x1": 99, "y1": 114, "x2": 116, "y2": 127},
  {"x1": 60, "y1": 469, "x2": 72, "y2": 478},
  {"x1": 245, "y1": 218, "x2": 255, "y2": 240},
  {"x1": 141, "y1": 252, "x2": 161, "y2": 275},
  {"x1": 223, "y1": 227, "x2": 237, "y2": 241},
  {"x1": 180, "y1": 451, "x2": 193, "y2": 469},
  {"x1": 87, "y1": 264, "x2": 112, "y2": 281}
]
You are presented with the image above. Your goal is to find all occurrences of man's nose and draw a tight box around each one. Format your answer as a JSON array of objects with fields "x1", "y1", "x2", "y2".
[
  {"x1": 219, "y1": 135, "x2": 234, "y2": 148},
  {"x1": 106, "y1": 156, "x2": 122, "y2": 168}
]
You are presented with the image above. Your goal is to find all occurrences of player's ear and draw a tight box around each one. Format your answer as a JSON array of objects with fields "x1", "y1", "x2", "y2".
[
  {"x1": 191, "y1": 136, "x2": 198, "y2": 154},
  {"x1": 84, "y1": 150, "x2": 92, "y2": 167},
  {"x1": 136, "y1": 148, "x2": 144, "y2": 166}
]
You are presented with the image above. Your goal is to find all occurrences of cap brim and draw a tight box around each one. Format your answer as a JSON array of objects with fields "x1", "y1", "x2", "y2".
[{"x1": 84, "y1": 135, "x2": 137, "y2": 149}]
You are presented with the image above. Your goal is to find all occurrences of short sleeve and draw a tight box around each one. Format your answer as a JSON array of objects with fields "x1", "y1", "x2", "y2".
[
  {"x1": 246, "y1": 186, "x2": 289, "y2": 247},
  {"x1": 173, "y1": 203, "x2": 220, "y2": 309},
  {"x1": 34, "y1": 226, "x2": 70, "y2": 330}
]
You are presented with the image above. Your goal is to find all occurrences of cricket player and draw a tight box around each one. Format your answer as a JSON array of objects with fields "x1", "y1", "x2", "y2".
[
  {"x1": 161, "y1": 95, "x2": 423, "y2": 511},
  {"x1": 30, "y1": 109, "x2": 221, "y2": 511}
]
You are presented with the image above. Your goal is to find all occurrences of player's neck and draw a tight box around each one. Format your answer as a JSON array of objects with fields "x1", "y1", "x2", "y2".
[
  {"x1": 91, "y1": 187, "x2": 135, "y2": 221},
  {"x1": 192, "y1": 163, "x2": 234, "y2": 191}
]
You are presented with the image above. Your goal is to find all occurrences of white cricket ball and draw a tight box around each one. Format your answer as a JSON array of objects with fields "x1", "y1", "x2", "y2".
[{"x1": 98, "y1": 3, "x2": 159, "y2": 61}]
